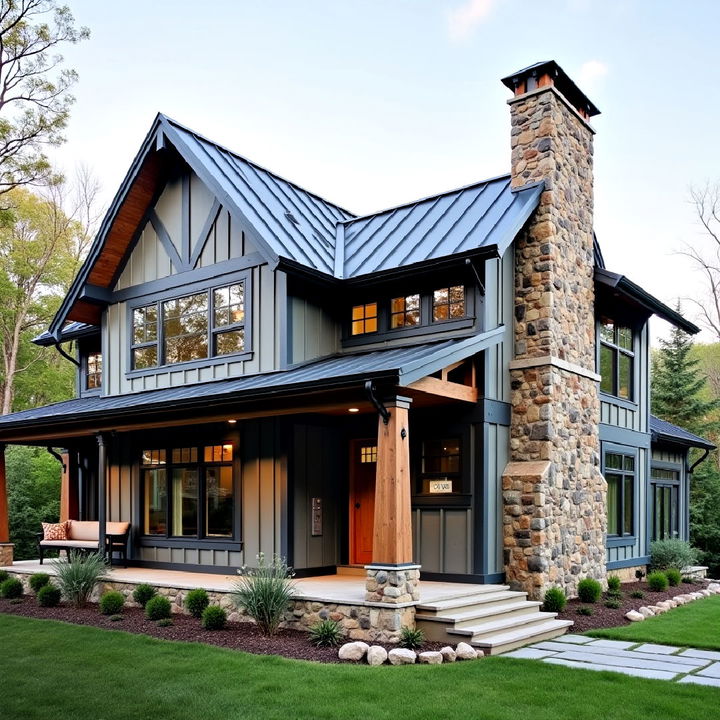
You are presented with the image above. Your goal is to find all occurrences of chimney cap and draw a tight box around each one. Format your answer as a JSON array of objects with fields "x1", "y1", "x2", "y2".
[{"x1": 501, "y1": 60, "x2": 600, "y2": 118}]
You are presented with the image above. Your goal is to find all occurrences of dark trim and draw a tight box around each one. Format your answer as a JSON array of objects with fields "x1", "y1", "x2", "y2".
[
  {"x1": 419, "y1": 571, "x2": 506, "y2": 584},
  {"x1": 411, "y1": 494, "x2": 472, "y2": 508},
  {"x1": 365, "y1": 562, "x2": 419, "y2": 569},
  {"x1": 602, "y1": 441, "x2": 639, "y2": 541},
  {"x1": 481, "y1": 399, "x2": 511, "y2": 426},
  {"x1": 189, "y1": 199, "x2": 222, "y2": 269},
  {"x1": 80, "y1": 284, "x2": 113, "y2": 304},
  {"x1": 599, "y1": 424, "x2": 651, "y2": 449},
  {"x1": 138, "y1": 538, "x2": 242, "y2": 551},
  {"x1": 344, "y1": 317, "x2": 477, "y2": 348},
  {"x1": 181, "y1": 173, "x2": 191, "y2": 264},
  {"x1": 606, "y1": 535, "x2": 636, "y2": 548},
  {"x1": 149, "y1": 209, "x2": 187, "y2": 272},
  {"x1": 599, "y1": 393, "x2": 639, "y2": 412},
  {"x1": 127, "y1": 559, "x2": 242, "y2": 575},
  {"x1": 606, "y1": 555, "x2": 649, "y2": 570},
  {"x1": 293, "y1": 565, "x2": 336, "y2": 578},
  {"x1": 126, "y1": 351, "x2": 254, "y2": 379}
]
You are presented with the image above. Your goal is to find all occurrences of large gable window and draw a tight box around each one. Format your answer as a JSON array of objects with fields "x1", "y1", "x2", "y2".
[
  {"x1": 599, "y1": 319, "x2": 634, "y2": 399},
  {"x1": 130, "y1": 279, "x2": 248, "y2": 370}
]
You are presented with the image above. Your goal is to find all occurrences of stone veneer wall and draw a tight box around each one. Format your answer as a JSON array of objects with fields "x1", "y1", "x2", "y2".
[
  {"x1": 0, "y1": 543, "x2": 13, "y2": 567},
  {"x1": 503, "y1": 84, "x2": 606, "y2": 600}
]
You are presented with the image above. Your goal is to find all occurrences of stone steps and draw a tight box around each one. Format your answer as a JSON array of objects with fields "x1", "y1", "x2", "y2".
[{"x1": 468, "y1": 619, "x2": 574, "y2": 655}]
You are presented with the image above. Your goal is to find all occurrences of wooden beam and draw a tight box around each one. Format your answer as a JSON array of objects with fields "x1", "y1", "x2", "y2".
[
  {"x1": 404, "y1": 376, "x2": 478, "y2": 403},
  {"x1": 0, "y1": 444, "x2": 8, "y2": 543},
  {"x1": 372, "y1": 397, "x2": 413, "y2": 565}
]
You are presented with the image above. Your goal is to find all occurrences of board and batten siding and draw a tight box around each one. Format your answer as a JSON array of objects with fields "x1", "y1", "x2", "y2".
[{"x1": 288, "y1": 295, "x2": 338, "y2": 365}]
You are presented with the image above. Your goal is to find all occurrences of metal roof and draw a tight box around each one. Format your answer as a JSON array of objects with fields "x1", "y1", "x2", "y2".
[
  {"x1": 650, "y1": 415, "x2": 715, "y2": 450},
  {"x1": 0, "y1": 328, "x2": 504, "y2": 434},
  {"x1": 34, "y1": 322, "x2": 98, "y2": 347},
  {"x1": 339, "y1": 177, "x2": 543, "y2": 279}
]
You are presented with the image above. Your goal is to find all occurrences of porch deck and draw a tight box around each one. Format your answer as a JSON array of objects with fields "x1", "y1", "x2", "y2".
[{"x1": 3, "y1": 560, "x2": 490, "y2": 606}]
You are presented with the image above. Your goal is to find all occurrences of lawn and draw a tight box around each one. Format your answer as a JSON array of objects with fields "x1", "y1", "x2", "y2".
[
  {"x1": 0, "y1": 615, "x2": 718, "y2": 720},
  {"x1": 587, "y1": 594, "x2": 720, "y2": 650}
]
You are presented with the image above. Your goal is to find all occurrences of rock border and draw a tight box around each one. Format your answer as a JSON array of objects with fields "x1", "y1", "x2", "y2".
[
  {"x1": 338, "y1": 640, "x2": 481, "y2": 665},
  {"x1": 625, "y1": 583, "x2": 720, "y2": 622}
]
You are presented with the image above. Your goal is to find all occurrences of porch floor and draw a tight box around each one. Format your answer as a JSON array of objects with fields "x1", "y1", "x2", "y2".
[{"x1": 3, "y1": 560, "x2": 493, "y2": 606}]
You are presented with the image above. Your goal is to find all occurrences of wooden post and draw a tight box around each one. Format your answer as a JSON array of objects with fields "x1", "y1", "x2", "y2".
[
  {"x1": 97, "y1": 433, "x2": 107, "y2": 560},
  {"x1": 0, "y1": 443, "x2": 13, "y2": 566},
  {"x1": 59, "y1": 451, "x2": 78, "y2": 522}
]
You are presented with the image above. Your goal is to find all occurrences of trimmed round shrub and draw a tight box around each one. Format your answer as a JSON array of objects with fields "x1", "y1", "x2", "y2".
[
  {"x1": 577, "y1": 606, "x2": 593, "y2": 616},
  {"x1": 37, "y1": 584, "x2": 61, "y2": 607},
  {"x1": 185, "y1": 588, "x2": 210, "y2": 619},
  {"x1": 201, "y1": 605, "x2": 227, "y2": 630},
  {"x1": 99, "y1": 590, "x2": 125, "y2": 615},
  {"x1": 577, "y1": 578, "x2": 602, "y2": 603},
  {"x1": 0, "y1": 570, "x2": 9, "y2": 584},
  {"x1": 145, "y1": 595, "x2": 172, "y2": 621},
  {"x1": 309, "y1": 619, "x2": 343, "y2": 647},
  {"x1": 133, "y1": 583, "x2": 157, "y2": 608},
  {"x1": 157, "y1": 618, "x2": 174, "y2": 627},
  {"x1": 665, "y1": 568, "x2": 682, "y2": 587},
  {"x1": 29, "y1": 573, "x2": 51, "y2": 593},
  {"x1": 543, "y1": 587, "x2": 567, "y2": 613},
  {"x1": 647, "y1": 571, "x2": 669, "y2": 592},
  {"x1": 0, "y1": 577, "x2": 23, "y2": 599},
  {"x1": 607, "y1": 575, "x2": 621, "y2": 593}
]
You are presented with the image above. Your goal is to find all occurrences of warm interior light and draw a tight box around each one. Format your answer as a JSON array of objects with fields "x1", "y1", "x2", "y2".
[
  {"x1": 227, "y1": 419, "x2": 237, "y2": 424},
  {"x1": 348, "y1": 408, "x2": 360, "y2": 413}
]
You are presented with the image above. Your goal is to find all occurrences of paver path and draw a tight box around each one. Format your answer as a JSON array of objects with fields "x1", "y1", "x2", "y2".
[{"x1": 504, "y1": 635, "x2": 720, "y2": 685}]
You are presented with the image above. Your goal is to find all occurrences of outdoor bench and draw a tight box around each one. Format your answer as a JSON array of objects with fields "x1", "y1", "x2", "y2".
[{"x1": 37, "y1": 520, "x2": 131, "y2": 566}]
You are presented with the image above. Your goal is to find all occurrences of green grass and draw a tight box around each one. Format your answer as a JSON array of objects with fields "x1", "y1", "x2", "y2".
[
  {"x1": 587, "y1": 594, "x2": 720, "y2": 650},
  {"x1": 0, "y1": 615, "x2": 717, "y2": 719}
]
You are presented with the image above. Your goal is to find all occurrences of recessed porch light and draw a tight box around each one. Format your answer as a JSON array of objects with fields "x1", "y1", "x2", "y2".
[
  {"x1": 227, "y1": 419, "x2": 237, "y2": 424},
  {"x1": 348, "y1": 408, "x2": 360, "y2": 413}
]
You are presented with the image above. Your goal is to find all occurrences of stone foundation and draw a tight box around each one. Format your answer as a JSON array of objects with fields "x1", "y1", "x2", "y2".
[
  {"x1": 0, "y1": 543, "x2": 13, "y2": 567},
  {"x1": 610, "y1": 565, "x2": 648, "y2": 583},
  {"x1": 365, "y1": 565, "x2": 420, "y2": 604}
]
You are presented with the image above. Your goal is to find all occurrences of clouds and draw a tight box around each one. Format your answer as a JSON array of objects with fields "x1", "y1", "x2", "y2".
[
  {"x1": 447, "y1": 0, "x2": 497, "y2": 41},
  {"x1": 577, "y1": 60, "x2": 609, "y2": 90}
]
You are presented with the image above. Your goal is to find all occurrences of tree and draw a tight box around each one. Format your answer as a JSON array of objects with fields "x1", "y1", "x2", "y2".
[{"x1": 0, "y1": 0, "x2": 89, "y2": 195}]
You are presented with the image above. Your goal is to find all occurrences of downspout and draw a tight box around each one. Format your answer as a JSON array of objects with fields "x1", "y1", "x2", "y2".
[
  {"x1": 689, "y1": 447, "x2": 711, "y2": 474},
  {"x1": 46, "y1": 447, "x2": 67, "y2": 473},
  {"x1": 53, "y1": 341, "x2": 80, "y2": 368},
  {"x1": 364, "y1": 381, "x2": 389, "y2": 425}
]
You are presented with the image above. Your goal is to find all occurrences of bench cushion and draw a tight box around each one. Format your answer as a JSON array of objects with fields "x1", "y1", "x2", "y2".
[
  {"x1": 40, "y1": 539, "x2": 98, "y2": 549},
  {"x1": 66, "y1": 520, "x2": 130, "y2": 541}
]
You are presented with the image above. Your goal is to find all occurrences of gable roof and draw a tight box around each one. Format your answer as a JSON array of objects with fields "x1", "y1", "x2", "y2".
[{"x1": 650, "y1": 414, "x2": 715, "y2": 451}]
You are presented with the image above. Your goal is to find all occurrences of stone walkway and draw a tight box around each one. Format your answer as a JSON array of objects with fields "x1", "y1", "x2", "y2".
[{"x1": 504, "y1": 635, "x2": 720, "y2": 686}]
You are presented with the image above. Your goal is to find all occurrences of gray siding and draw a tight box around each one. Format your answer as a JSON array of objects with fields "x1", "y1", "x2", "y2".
[
  {"x1": 289, "y1": 295, "x2": 338, "y2": 364},
  {"x1": 413, "y1": 508, "x2": 473, "y2": 574},
  {"x1": 483, "y1": 249, "x2": 514, "y2": 403}
]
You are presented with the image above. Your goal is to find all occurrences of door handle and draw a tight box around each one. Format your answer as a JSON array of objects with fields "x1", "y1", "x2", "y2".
[{"x1": 355, "y1": 502, "x2": 361, "y2": 509}]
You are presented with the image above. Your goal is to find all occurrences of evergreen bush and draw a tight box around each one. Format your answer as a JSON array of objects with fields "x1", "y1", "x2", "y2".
[
  {"x1": 99, "y1": 590, "x2": 125, "y2": 615},
  {"x1": 542, "y1": 587, "x2": 567, "y2": 613},
  {"x1": 29, "y1": 573, "x2": 51, "y2": 593},
  {"x1": 37, "y1": 584, "x2": 61, "y2": 607},
  {"x1": 0, "y1": 577, "x2": 23, "y2": 599},
  {"x1": 647, "y1": 571, "x2": 669, "y2": 592},
  {"x1": 577, "y1": 578, "x2": 602, "y2": 603},
  {"x1": 185, "y1": 588, "x2": 210, "y2": 619},
  {"x1": 201, "y1": 605, "x2": 227, "y2": 630},
  {"x1": 132, "y1": 583, "x2": 156, "y2": 608},
  {"x1": 145, "y1": 595, "x2": 172, "y2": 621}
]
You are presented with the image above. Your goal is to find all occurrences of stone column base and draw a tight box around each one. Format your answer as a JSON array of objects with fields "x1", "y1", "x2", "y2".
[
  {"x1": 0, "y1": 542, "x2": 14, "y2": 567},
  {"x1": 365, "y1": 564, "x2": 420, "y2": 604}
]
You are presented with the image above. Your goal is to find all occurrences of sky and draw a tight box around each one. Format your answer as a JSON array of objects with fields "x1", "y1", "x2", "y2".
[{"x1": 47, "y1": 0, "x2": 720, "y2": 344}]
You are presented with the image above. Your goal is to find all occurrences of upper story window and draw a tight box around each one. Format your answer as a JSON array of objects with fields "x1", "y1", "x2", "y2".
[
  {"x1": 433, "y1": 286, "x2": 465, "y2": 322},
  {"x1": 390, "y1": 294, "x2": 420, "y2": 329},
  {"x1": 131, "y1": 280, "x2": 247, "y2": 370},
  {"x1": 599, "y1": 318, "x2": 634, "y2": 399},
  {"x1": 605, "y1": 450, "x2": 635, "y2": 537},
  {"x1": 86, "y1": 351, "x2": 102, "y2": 390},
  {"x1": 351, "y1": 302, "x2": 377, "y2": 336}
]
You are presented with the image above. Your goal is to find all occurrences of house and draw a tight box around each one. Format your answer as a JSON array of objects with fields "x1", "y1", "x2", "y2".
[{"x1": 0, "y1": 61, "x2": 713, "y2": 627}]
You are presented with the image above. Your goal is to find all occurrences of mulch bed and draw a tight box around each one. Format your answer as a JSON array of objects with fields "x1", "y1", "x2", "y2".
[
  {"x1": 558, "y1": 579, "x2": 708, "y2": 632},
  {"x1": 0, "y1": 598, "x2": 442, "y2": 663}
]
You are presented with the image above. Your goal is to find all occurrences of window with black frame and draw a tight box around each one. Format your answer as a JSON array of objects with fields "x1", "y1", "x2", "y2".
[
  {"x1": 605, "y1": 451, "x2": 635, "y2": 537},
  {"x1": 599, "y1": 318, "x2": 634, "y2": 399},
  {"x1": 651, "y1": 467, "x2": 680, "y2": 541},
  {"x1": 86, "y1": 351, "x2": 102, "y2": 390},
  {"x1": 141, "y1": 444, "x2": 234, "y2": 539},
  {"x1": 419, "y1": 438, "x2": 461, "y2": 495}
]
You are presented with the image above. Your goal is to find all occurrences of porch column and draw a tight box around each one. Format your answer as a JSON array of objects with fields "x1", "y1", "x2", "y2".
[
  {"x1": 365, "y1": 396, "x2": 420, "y2": 604},
  {"x1": 0, "y1": 443, "x2": 12, "y2": 566},
  {"x1": 97, "y1": 433, "x2": 108, "y2": 560},
  {"x1": 59, "y1": 450, "x2": 78, "y2": 523}
]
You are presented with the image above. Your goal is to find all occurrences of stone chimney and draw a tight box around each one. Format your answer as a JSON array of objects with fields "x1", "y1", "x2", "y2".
[{"x1": 500, "y1": 61, "x2": 606, "y2": 599}]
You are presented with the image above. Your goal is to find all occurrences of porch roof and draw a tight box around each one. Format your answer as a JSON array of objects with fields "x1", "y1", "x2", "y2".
[{"x1": 0, "y1": 327, "x2": 504, "y2": 440}]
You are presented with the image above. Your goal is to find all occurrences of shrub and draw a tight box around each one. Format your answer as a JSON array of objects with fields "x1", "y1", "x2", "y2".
[
  {"x1": 201, "y1": 605, "x2": 227, "y2": 630},
  {"x1": 0, "y1": 577, "x2": 23, "y2": 599},
  {"x1": 232, "y1": 553, "x2": 296, "y2": 636},
  {"x1": 607, "y1": 575, "x2": 621, "y2": 593},
  {"x1": 37, "y1": 584, "x2": 61, "y2": 607},
  {"x1": 630, "y1": 590, "x2": 645, "y2": 599},
  {"x1": 29, "y1": 573, "x2": 51, "y2": 593},
  {"x1": 99, "y1": 590, "x2": 125, "y2": 615},
  {"x1": 647, "y1": 571, "x2": 669, "y2": 592},
  {"x1": 577, "y1": 578, "x2": 602, "y2": 603},
  {"x1": 606, "y1": 588, "x2": 622, "y2": 599},
  {"x1": 185, "y1": 588, "x2": 210, "y2": 619},
  {"x1": 0, "y1": 570, "x2": 9, "y2": 583},
  {"x1": 109, "y1": 614, "x2": 123, "y2": 622},
  {"x1": 577, "y1": 606, "x2": 593, "y2": 616},
  {"x1": 133, "y1": 583, "x2": 157, "y2": 608},
  {"x1": 309, "y1": 619, "x2": 343, "y2": 648},
  {"x1": 604, "y1": 599, "x2": 622, "y2": 609},
  {"x1": 50, "y1": 551, "x2": 107, "y2": 607},
  {"x1": 650, "y1": 539, "x2": 697, "y2": 572},
  {"x1": 399, "y1": 626, "x2": 425, "y2": 650},
  {"x1": 145, "y1": 595, "x2": 172, "y2": 621},
  {"x1": 665, "y1": 568, "x2": 682, "y2": 587},
  {"x1": 543, "y1": 587, "x2": 567, "y2": 613},
  {"x1": 157, "y1": 618, "x2": 173, "y2": 627},
  {"x1": 9, "y1": 597, "x2": 22, "y2": 604},
  {"x1": 682, "y1": 576, "x2": 695, "y2": 584}
]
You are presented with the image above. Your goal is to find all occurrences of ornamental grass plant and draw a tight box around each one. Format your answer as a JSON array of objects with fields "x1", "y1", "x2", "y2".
[{"x1": 51, "y1": 552, "x2": 107, "y2": 607}]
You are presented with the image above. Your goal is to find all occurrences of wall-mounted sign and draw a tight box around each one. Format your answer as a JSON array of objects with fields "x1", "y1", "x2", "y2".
[
  {"x1": 311, "y1": 497, "x2": 323, "y2": 536},
  {"x1": 428, "y1": 479, "x2": 453, "y2": 494}
]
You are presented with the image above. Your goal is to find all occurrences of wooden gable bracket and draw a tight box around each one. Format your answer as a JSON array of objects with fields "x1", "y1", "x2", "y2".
[{"x1": 405, "y1": 358, "x2": 478, "y2": 403}]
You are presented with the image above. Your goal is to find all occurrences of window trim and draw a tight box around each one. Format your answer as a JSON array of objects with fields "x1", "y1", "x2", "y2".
[
  {"x1": 650, "y1": 462, "x2": 682, "y2": 542},
  {"x1": 603, "y1": 444, "x2": 637, "y2": 542},
  {"x1": 126, "y1": 270, "x2": 252, "y2": 377},
  {"x1": 598, "y1": 318, "x2": 635, "y2": 400}
]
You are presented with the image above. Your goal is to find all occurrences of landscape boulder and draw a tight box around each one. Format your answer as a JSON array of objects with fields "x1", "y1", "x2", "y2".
[
  {"x1": 338, "y1": 642, "x2": 369, "y2": 662},
  {"x1": 366, "y1": 646, "x2": 388, "y2": 666},
  {"x1": 625, "y1": 610, "x2": 644, "y2": 622},
  {"x1": 440, "y1": 646, "x2": 457, "y2": 663},
  {"x1": 456, "y1": 642, "x2": 479, "y2": 660},
  {"x1": 418, "y1": 651, "x2": 443, "y2": 665},
  {"x1": 388, "y1": 648, "x2": 417, "y2": 665}
]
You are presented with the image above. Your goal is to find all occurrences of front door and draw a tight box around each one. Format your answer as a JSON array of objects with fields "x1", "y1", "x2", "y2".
[{"x1": 349, "y1": 440, "x2": 376, "y2": 565}]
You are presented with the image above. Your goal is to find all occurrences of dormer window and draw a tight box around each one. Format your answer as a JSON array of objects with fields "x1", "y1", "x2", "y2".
[
  {"x1": 351, "y1": 303, "x2": 377, "y2": 335},
  {"x1": 86, "y1": 351, "x2": 102, "y2": 390},
  {"x1": 390, "y1": 294, "x2": 420, "y2": 329},
  {"x1": 599, "y1": 318, "x2": 634, "y2": 399},
  {"x1": 433, "y1": 286, "x2": 465, "y2": 322}
]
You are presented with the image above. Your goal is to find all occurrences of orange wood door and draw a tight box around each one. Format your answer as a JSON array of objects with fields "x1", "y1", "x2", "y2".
[{"x1": 350, "y1": 440, "x2": 376, "y2": 565}]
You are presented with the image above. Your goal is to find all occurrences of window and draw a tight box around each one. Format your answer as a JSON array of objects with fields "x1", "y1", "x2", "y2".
[
  {"x1": 599, "y1": 319, "x2": 634, "y2": 399},
  {"x1": 141, "y1": 444, "x2": 234, "y2": 538},
  {"x1": 130, "y1": 280, "x2": 248, "y2": 370},
  {"x1": 360, "y1": 445, "x2": 377, "y2": 463},
  {"x1": 86, "y1": 351, "x2": 102, "y2": 390},
  {"x1": 419, "y1": 437, "x2": 461, "y2": 494},
  {"x1": 390, "y1": 294, "x2": 420, "y2": 329},
  {"x1": 351, "y1": 303, "x2": 377, "y2": 335},
  {"x1": 605, "y1": 451, "x2": 635, "y2": 537},
  {"x1": 433, "y1": 286, "x2": 465, "y2": 322},
  {"x1": 651, "y1": 467, "x2": 680, "y2": 541}
]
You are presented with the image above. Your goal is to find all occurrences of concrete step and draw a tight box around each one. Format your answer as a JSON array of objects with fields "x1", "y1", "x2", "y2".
[
  {"x1": 416, "y1": 599, "x2": 543, "y2": 627},
  {"x1": 447, "y1": 611, "x2": 560, "y2": 641},
  {"x1": 468, "y1": 619, "x2": 574, "y2": 656},
  {"x1": 416, "y1": 590, "x2": 525, "y2": 616}
]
